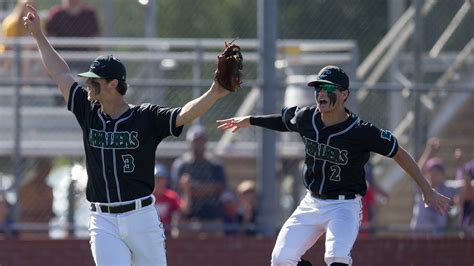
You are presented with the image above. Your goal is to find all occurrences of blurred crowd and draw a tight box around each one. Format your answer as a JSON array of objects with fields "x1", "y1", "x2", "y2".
[
  {"x1": 1, "y1": 129, "x2": 473, "y2": 240},
  {"x1": 0, "y1": 125, "x2": 260, "y2": 239},
  {"x1": 1, "y1": 0, "x2": 99, "y2": 105},
  {"x1": 0, "y1": 0, "x2": 260, "y2": 239},
  {"x1": 410, "y1": 137, "x2": 474, "y2": 235}
]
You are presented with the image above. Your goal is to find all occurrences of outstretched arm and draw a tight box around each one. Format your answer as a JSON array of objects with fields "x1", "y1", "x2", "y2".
[
  {"x1": 217, "y1": 116, "x2": 251, "y2": 133},
  {"x1": 217, "y1": 114, "x2": 289, "y2": 133},
  {"x1": 392, "y1": 146, "x2": 451, "y2": 214},
  {"x1": 175, "y1": 82, "x2": 230, "y2": 127},
  {"x1": 23, "y1": 4, "x2": 75, "y2": 103}
]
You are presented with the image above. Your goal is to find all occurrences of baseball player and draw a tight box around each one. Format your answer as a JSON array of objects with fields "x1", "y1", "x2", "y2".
[
  {"x1": 23, "y1": 4, "x2": 230, "y2": 265},
  {"x1": 217, "y1": 65, "x2": 451, "y2": 266}
]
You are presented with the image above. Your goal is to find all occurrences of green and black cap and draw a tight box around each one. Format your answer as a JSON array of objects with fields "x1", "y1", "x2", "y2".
[
  {"x1": 307, "y1": 65, "x2": 349, "y2": 90},
  {"x1": 78, "y1": 55, "x2": 126, "y2": 82}
]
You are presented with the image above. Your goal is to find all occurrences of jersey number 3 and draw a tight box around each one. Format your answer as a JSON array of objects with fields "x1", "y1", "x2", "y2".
[{"x1": 122, "y1": 154, "x2": 135, "y2": 173}]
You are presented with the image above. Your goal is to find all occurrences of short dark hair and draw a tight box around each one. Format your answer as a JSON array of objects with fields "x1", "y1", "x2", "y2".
[{"x1": 106, "y1": 78, "x2": 128, "y2": 95}]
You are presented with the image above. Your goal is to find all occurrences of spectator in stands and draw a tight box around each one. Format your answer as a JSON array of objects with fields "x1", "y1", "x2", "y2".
[
  {"x1": 410, "y1": 138, "x2": 459, "y2": 235},
  {"x1": 0, "y1": 194, "x2": 15, "y2": 238},
  {"x1": 46, "y1": 0, "x2": 99, "y2": 71},
  {"x1": 45, "y1": 0, "x2": 100, "y2": 105},
  {"x1": 1, "y1": 0, "x2": 38, "y2": 77},
  {"x1": 219, "y1": 180, "x2": 260, "y2": 237},
  {"x1": 454, "y1": 148, "x2": 474, "y2": 228},
  {"x1": 46, "y1": 0, "x2": 99, "y2": 41},
  {"x1": 171, "y1": 125, "x2": 227, "y2": 232},
  {"x1": 220, "y1": 188, "x2": 240, "y2": 236},
  {"x1": 19, "y1": 158, "x2": 55, "y2": 233},
  {"x1": 1, "y1": 0, "x2": 35, "y2": 46},
  {"x1": 152, "y1": 162, "x2": 183, "y2": 237},
  {"x1": 236, "y1": 179, "x2": 258, "y2": 236}
]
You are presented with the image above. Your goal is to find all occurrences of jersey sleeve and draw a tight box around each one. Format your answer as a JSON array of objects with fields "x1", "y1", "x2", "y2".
[
  {"x1": 67, "y1": 82, "x2": 90, "y2": 127},
  {"x1": 360, "y1": 121, "x2": 399, "y2": 157},
  {"x1": 148, "y1": 105, "x2": 184, "y2": 139},
  {"x1": 249, "y1": 114, "x2": 289, "y2": 131},
  {"x1": 281, "y1": 106, "x2": 300, "y2": 132}
]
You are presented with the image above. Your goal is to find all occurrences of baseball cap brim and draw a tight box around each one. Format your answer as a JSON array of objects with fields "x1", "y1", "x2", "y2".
[
  {"x1": 77, "y1": 71, "x2": 102, "y2": 79},
  {"x1": 307, "y1": 79, "x2": 340, "y2": 88}
]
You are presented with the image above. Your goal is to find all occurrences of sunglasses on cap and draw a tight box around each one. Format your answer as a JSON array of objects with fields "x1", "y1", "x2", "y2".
[{"x1": 314, "y1": 84, "x2": 340, "y2": 93}]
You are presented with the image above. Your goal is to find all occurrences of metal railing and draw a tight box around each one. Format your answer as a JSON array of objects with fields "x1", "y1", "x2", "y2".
[{"x1": 0, "y1": 37, "x2": 358, "y2": 157}]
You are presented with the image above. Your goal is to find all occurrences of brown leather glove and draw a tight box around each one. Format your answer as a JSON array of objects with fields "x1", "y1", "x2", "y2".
[{"x1": 214, "y1": 41, "x2": 243, "y2": 92}]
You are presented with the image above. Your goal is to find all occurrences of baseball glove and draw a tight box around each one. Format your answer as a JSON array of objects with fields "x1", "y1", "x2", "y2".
[{"x1": 214, "y1": 41, "x2": 243, "y2": 92}]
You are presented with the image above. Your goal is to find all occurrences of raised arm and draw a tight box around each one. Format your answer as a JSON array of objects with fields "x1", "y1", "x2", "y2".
[
  {"x1": 392, "y1": 145, "x2": 451, "y2": 214},
  {"x1": 417, "y1": 137, "x2": 440, "y2": 170},
  {"x1": 23, "y1": 4, "x2": 75, "y2": 103},
  {"x1": 175, "y1": 82, "x2": 230, "y2": 127}
]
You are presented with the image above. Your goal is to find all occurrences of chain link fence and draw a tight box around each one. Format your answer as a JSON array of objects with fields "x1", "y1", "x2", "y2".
[{"x1": 0, "y1": 0, "x2": 472, "y2": 238}]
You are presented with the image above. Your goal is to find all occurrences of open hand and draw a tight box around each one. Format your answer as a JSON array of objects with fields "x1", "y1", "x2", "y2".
[
  {"x1": 217, "y1": 116, "x2": 251, "y2": 133},
  {"x1": 422, "y1": 188, "x2": 451, "y2": 215},
  {"x1": 427, "y1": 137, "x2": 441, "y2": 152}
]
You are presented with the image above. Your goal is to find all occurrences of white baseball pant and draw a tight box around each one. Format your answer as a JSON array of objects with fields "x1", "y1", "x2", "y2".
[
  {"x1": 89, "y1": 195, "x2": 167, "y2": 266},
  {"x1": 271, "y1": 192, "x2": 362, "y2": 266}
]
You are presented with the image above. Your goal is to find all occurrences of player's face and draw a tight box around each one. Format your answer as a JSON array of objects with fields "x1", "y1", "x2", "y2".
[
  {"x1": 85, "y1": 78, "x2": 105, "y2": 101},
  {"x1": 314, "y1": 84, "x2": 347, "y2": 113},
  {"x1": 427, "y1": 168, "x2": 446, "y2": 187},
  {"x1": 191, "y1": 136, "x2": 207, "y2": 156}
]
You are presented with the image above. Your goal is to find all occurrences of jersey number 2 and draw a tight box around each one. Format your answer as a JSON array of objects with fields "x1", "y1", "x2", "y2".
[
  {"x1": 329, "y1": 165, "x2": 341, "y2": 182},
  {"x1": 122, "y1": 154, "x2": 135, "y2": 173}
]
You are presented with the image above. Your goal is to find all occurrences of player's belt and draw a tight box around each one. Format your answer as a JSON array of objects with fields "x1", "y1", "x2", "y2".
[
  {"x1": 310, "y1": 191, "x2": 356, "y2": 200},
  {"x1": 90, "y1": 196, "x2": 153, "y2": 214}
]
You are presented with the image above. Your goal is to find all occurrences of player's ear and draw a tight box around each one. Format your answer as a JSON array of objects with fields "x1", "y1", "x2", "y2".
[
  {"x1": 342, "y1": 89, "x2": 350, "y2": 102},
  {"x1": 107, "y1": 79, "x2": 119, "y2": 89}
]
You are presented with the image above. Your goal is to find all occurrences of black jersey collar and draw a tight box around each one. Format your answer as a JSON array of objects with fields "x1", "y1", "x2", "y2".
[
  {"x1": 99, "y1": 105, "x2": 133, "y2": 122},
  {"x1": 315, "y1": 108, "x2": 357, "y2": 131}
]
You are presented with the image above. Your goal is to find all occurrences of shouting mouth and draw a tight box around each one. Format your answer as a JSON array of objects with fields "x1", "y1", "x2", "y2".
[{"x1": 318, "y1": 99, "x2": 328, "y2": 106}]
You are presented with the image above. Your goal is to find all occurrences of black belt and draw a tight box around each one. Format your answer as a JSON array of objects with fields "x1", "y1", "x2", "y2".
[
  {"x1": 90, "y1": 196, "x2": 153, "y2": 214},
  {"x1": 310, "y1": 191, "x2": 356, "y2": 200}
]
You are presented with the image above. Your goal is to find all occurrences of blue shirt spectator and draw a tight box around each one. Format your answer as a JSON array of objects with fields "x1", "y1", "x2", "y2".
[
  {"x1": 411, "y1": 158, "x2": 459, "y2": 234},
  {"x1": 171, "y1": 125, "x2": 226, "y2": 220}
]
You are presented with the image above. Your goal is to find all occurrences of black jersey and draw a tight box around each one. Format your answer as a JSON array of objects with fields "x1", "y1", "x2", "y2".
[
  {"x1": 67, "y1": 83, "x2": 183, "y2": 203},
  {"x1": 282, "y1": 106, "x2": 398, "y2": 196}
]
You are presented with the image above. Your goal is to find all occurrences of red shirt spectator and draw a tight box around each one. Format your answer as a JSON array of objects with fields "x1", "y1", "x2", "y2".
[
  {"x1": 154, "y1": 189, "x2": 182, "y2": 225},
  {"x1": 46, "y1": 2, "x2": 99, "y2": 39},
  {"x1": 152, "y1": 163, "x2": 183, "y2": 225},
  {"x1": 46, "y1": 0, "x2": 99, "y2": 53}
]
